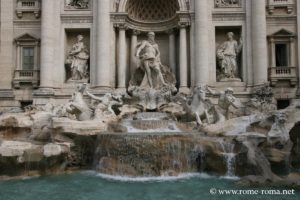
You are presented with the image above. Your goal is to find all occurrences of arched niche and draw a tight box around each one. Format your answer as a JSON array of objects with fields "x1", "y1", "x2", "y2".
[
  {"x1": 111, "y1": 0, "x2": 190, "y2": 32},
  {"x1": 117, "y1": 0, "x2": 189, "y2": 13}
]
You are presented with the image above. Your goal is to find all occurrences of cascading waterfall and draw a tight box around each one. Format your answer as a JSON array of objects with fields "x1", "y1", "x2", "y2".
[{"x1": 218, "y1": 139, "x2": 236, "y2": 177}]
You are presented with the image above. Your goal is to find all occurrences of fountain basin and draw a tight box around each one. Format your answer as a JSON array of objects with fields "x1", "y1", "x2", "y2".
[{"x1": 94, "y1": 132, "x2": 260, "y2": 177}]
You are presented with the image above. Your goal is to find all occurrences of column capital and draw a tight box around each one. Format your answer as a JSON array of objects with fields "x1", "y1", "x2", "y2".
[
  {"x1": 166, "y1": 28, "x2": 176, "y2": 35},
  {"x1": 114, "y1": 23, "x2": 128, "y2": 30},
  {"x1": 178, "y1": 21, "x2": 190, "y2": 29},
  {"x1": 131, "y1": 29, "x2": 141, "y2": 35}
]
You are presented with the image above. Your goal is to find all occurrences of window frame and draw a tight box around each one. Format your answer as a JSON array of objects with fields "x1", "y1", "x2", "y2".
[
  {"x1": 275, "y1": 42, "x2": 290, "y2": 67},
  {"x1": 22, "y1": 47, "x2": 35, "y2": 70},
  {"x1": 15, "y1": 34, "x2": 40, "y2": 72}
]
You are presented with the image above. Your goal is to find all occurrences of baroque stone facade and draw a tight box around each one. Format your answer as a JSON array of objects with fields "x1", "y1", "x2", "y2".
[{"x1": 0, "y1": 0, "x2": 300, "y2": 110}]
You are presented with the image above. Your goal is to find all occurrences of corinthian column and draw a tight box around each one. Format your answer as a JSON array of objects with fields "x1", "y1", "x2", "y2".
[
  {"x1": 179, "y1": 24, "x2": 189, "y2": 91},
  {"x1": 40, "y1": 0, "x2": 54, "y2": 88},
  {"x1": 95, "y1": 0, "x2": 111, "y2": 89},
  {"x1": 252, "y1": 0, "x2": 268, "y2": 85},
  {"x1": 117, "y1": 25, "x2": 127, "y2": 89},
  {"x1": 130, "y1": 30, "x2": 140, "y2": 76},
  {"x1": 297, "y1": 0, "x2": 300, "y2": 88},
  {"x1": 194, "y1": 0, "x2": 210, "y2": 86},
  {"x1": 168, "y1": 29, "x2": 176, "y2": 74}
]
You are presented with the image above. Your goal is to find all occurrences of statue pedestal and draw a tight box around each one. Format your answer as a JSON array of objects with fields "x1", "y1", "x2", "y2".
[
  {"x1": 67, "y1": 79, "x2": 89, "y2": 84},
  {"x1": 218, "y1": 78, "x2": 242, "y2": 82}
]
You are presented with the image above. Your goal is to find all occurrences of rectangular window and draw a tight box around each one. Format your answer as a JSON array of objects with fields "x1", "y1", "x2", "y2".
[
  {"x1": 275, "y1": 43, "x2": 289, "y2": 67},
  {"x1": 22, "y1": 47, "x2": 34, "y2": 70}
]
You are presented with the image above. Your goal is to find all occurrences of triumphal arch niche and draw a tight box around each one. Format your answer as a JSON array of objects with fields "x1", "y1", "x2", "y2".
[{"x1": 112, "y1": 0, "x2": 191, "y2": 91}]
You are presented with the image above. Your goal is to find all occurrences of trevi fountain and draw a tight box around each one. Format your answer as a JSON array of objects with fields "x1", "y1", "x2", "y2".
[{"x1": 0, "y1": 0, "x2": 300, "y2": 199}]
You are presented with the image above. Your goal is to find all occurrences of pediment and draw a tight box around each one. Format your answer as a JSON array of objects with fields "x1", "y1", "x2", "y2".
[
  {"x1": 270, "y1": 29, "x2": 296, "y2": 37},
  {"x1": 15, "y1": 33, "x2": 39, "y2": 42}
]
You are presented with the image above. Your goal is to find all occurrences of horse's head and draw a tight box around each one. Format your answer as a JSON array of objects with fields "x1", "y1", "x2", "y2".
[{"x1": 194, "y1": 86, "x2": 206, "y2": 100}]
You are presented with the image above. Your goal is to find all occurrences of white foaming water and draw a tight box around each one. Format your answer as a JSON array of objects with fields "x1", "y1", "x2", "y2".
[
  {"x1": 122, "y1": 120, "x2": 181, "y2": 133},
  {"x1": 220, "y1": 175, "x2": 240, "y2": 181},
  {"x1": 81, "y1": 171, "x2": 240, "y2": 182},
  {"x1": 82, "y1": 171, "x2": 214, "y2": 182},
  {"x1": 218, "y1": 139, "x2": 236, "y2": 177}
]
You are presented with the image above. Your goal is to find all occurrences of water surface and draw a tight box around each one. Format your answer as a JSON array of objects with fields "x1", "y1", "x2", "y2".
[{"x1": 0, "y1": 172, "x2": 298, "y2": 200}]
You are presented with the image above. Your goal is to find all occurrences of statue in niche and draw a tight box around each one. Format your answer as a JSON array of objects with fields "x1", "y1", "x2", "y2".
[
  {"x1": 128, "y1": 32, "x2": 177, "y2": 111},
  {"x1": 217, "y1": 32, "x2": 242, "y2": 81},
  {"x1": 66, "y1": 35, "x2": 89, "y2": 81},
  {"x1": 135, "y1": 32, "x2": 168, "y2": 89},
  {"x1": 66, "y1": 0, "x2": 89, "y2": 9}
]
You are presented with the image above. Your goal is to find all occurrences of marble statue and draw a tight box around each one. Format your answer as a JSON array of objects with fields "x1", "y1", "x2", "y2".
[
  {"x1": 66, "y1": 84, "x2": 93, "y2": 121},
  {"x1": 189, "y1": 86, "x2": 214, "y2": 125},
  {"x1": 66, "y1": 35, "x2": 89, "y2": 81},
  {"x1": 66, "y1": 0, "x2": 89, "y2": 9},
  {"x1": 245, "y1": 84, "x2": 277, "y2": 114},
  {"x1": 86, "y1": 90, "x2": 123, "y2": 118},
  {"x1": 135, "y1": 32, "x2": 168, "y2": 89},
  {"x1": 128, "y1": 32, "x2": 177, "y2": 111},
  {"x1": 268, "y1": 112, "x2": 289, "y2": 144},
  {"x1": 207, "y1": 87, "x2": 241, "y2": 122},
  {"x1": 217, "y1": 32, "x2": 242, "y2": 81}
]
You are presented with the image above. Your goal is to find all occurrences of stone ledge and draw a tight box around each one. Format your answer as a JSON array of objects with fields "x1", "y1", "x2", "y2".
[{"x1": 0, "y1": 90, "x2": 15, "y2": 100}]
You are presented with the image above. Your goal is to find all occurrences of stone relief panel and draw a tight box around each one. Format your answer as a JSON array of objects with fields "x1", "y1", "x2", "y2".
[
  {"x1": 215, "y1": 0, "x2": 241, "y2": 8},
  {"x1": 65, "y1": 0, "x2": 90, "y2": 9}
]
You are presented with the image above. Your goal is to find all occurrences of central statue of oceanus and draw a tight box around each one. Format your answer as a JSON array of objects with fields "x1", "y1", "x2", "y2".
[
  {"x1": 128, "y1": 32, "x2": 177, "y2": 111},
  {"x1": 135, "y1": 32, "x2": 168, "y2": 89}
]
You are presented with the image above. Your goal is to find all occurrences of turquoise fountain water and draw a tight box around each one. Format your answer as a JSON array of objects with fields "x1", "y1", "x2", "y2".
[{"x1": 0, "y1": 172, "x2": 299, "y2": 200}]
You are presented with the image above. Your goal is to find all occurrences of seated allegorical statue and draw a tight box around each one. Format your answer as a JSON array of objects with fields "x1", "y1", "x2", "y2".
[
  {"x1": 66, "y1": 35, "x2": 89, "y2": 81},
  {"x1": 217, "y1": 32, "x2": 242, "y2": 81}
]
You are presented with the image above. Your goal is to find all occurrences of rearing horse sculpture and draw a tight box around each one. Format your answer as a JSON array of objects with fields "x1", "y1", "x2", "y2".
[
  {"x1": 176, "y1": 86, "x2": 214, "y2": 126},
  {"x1": 66, "y1": 84, "x2": 93, "y2": 121}
]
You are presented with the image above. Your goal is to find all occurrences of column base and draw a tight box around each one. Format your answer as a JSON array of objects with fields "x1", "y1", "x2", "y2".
[
  {"x1": 91, "y1": 86, "x2": 113, "y2": 91},
  {"x1": 179, "y1": 87, "x2": 190, "y2": 94},
  {"x1": 115, "y1": 87, "x2": 127, "y2": 94}
]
